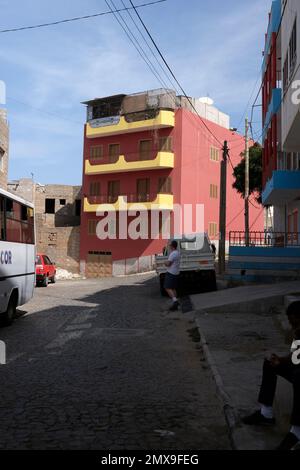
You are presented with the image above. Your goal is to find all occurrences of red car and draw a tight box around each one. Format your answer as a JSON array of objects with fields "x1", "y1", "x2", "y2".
[{"x1": 35, "y1": 254, "x2": 57, "y2": 287}]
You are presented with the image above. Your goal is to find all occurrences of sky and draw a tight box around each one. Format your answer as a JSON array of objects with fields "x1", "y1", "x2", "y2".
[{"x1": 0, "y1": 0, "x2": 272, "y2": 185}]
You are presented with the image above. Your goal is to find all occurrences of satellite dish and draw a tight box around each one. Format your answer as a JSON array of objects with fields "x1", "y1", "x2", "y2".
[{"x1": 198, "y1": 97, "x2": 214, "y2": 106}]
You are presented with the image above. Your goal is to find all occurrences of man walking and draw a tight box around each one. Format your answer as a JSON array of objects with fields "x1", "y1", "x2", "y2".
[{"x1": 164, "y1": 240, "x2": 181, "y2": 311}]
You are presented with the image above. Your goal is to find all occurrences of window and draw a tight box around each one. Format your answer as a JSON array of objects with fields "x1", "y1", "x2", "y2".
[
  {"x1": 159, "y1": 136, "x2": 172, "y2": 152},
  {"x1": 0, "y1": 147, "x2": 4, "y2": 171},
  {"x1": 293, "y1": 152, "x2": 298, "y2": 170},
  {"x1": 60, "y1": 199, "x2": 66, "y2": 206},
  {"x1": 108, "y1": 143, "x2": 120, "y2": 163},
  {"x1": 137, "y1": 178, "x2": 150, "y2": 201},
  {"x1": 108, "y1": 180, "x2": 120, "y2": 202},
  {"x1": 293, "y1": 210, "x2": 298, "y2": 234},
  {"x1": 210, "y1": 147, "x2": 220, "y2": 162},
  {"x1": 289, "y1": 19, "x2": 297, "y2": 75},
  {"x1": 90, "y1": 145, "x2": 103, "y2": 161},
  {"x1": 75, "y1": 199, "x2": 81, "y2": 217},
  {"x1": 45, "y1": 199, "x2": 55, "y2": 214},
  {"x1": 158, "y1": 177, "x2": 172, "y2": 194},
  {"x1": 210, "y1": 184, "x2": 218, "y2": 199},
  {"x1": 288, "y1": 213, "x2": 292, "y2": 233},
  {"x1": 43, "y1": 256, "x2": 53, "y2": 266},
  {"x1": 90, "y1": 182, "x2": 101, "y2": 197},
  {"x1": 139, "y1": 140, "x2": 152, "y2": 160},
  {"x1": 208, "y1": 222, "x2": 218, "y2": 238},
  {"x1": 5, "y1": 198, "x2": 35, "y2": 244},
  {"x1": 88, "y1": 219, "x2": 98, "y2": 235}
]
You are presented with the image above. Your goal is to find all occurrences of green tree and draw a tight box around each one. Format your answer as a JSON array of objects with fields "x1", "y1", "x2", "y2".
[{"x1": 232, "y1": 142, "x2": 263, "y2": 204}]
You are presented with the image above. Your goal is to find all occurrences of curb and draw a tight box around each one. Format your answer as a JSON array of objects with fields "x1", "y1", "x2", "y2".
[{"x1": 195, "y1": 314, "x2": 239, "y2": 450}]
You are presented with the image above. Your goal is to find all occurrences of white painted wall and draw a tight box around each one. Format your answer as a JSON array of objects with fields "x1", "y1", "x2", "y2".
[{"x1": 281, "y1": 0, "x2": 300, "y2": 150}]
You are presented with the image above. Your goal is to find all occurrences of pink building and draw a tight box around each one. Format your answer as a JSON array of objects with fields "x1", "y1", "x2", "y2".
[{"x1": 80, "y1": 90, "x2": 263, "y2": 277}]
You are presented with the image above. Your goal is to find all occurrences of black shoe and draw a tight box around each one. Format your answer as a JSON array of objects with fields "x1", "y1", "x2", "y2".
[
  {"x1": 275, "y1": 432, "x2": 299, "y2": 451},
  {"x1": 169, "y1": 301, "x2": 179, "y2": 312},
  {"x1": 242, "y1": 410, "x2": 276, "y2": 426}
]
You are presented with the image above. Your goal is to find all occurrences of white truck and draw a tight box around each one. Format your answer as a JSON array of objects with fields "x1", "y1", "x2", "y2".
[{"x1": 155, "y1": 234, "x2": 217, "y2": 296}]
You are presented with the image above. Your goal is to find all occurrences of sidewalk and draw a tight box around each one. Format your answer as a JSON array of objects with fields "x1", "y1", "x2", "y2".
[
  {"x1": 190, "y1": 280, "x2": 300, "y2": 450},
  {"x1": 192, "y1": 280, "x2": 300, "y2": 313}
]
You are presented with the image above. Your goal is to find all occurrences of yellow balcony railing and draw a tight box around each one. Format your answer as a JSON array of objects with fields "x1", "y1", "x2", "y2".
[
  {"x1": 86, "y1": 110, "x2": 175, "y2": 138},
  {"x1": 85, "y1": 151, "x2": 174, "y2": 175},
  {"x1": 84, "y1": 194, "x2": 174, "y2": 212}
]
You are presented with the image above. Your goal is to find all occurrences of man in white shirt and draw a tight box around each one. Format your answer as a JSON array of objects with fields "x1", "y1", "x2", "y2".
[{"x1": 164, "y1": 240, "x2": 181, "y2": 311}]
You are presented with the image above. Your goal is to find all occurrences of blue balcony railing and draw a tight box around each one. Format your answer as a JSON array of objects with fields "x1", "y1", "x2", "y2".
[
  {"x1": 262, "y1": 170, "x2": 300, "y2": 205},
  {"x1": 262, "y1": 87, "x2": 282, "y2": 141}
]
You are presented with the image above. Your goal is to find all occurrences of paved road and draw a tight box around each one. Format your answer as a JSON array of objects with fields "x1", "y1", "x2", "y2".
[{"x1": 0, "y1": 274, "x2": 230, "y2": 450}]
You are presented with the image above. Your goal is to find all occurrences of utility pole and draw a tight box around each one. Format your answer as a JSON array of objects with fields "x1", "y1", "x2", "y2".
[
  {"x1": 218, "y1": 140, "x2": 228, "y2": 275},
  {"x1": 245, "y1": 118, "x2": 250, "y2": 246}
]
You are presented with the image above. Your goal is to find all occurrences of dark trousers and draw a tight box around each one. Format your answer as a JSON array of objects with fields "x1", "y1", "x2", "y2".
[{"x1": 258, "y1": 359, "x2": 300, "y2": 425}]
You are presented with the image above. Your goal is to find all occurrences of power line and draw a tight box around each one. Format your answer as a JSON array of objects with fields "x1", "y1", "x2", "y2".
[
  {"x1": 7, "y1": 96, "x2": 83, "y2": 126},
  {"x1": 250, "y1": 207, "x2": 264, "y2": 229},
  {"x1": 235, "y1": 74, "x2": 261, "y2": 132},
  {"x1": 119, "y1": 0, "x2": 177, "y2": 93},
  {"x1": 227, "y1": 151, "x2": 235, "y2": 172},
  {"x1": 105, "y1": 0, "x2": 175, "y2": 101},
  {"x1": 249, "y1": 197, "x2": 261, "y2": 210},
  {"x1": 106, "y1": 0, "x2": 220, "y2": 147},
  {"x1": 0, "y1": 0, "x2": 166, "y2": 34},
  {"x1": 227, "y1": 207, "x2": 245, "y2": 229},
  {"x1": 128, "y1": 0, "x2": 223, "y2": 148}
]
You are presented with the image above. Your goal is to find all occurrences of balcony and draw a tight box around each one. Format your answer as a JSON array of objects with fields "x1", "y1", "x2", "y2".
[
  {"x1": 85, "y1": 151, "x2": 175, "y2": 175},
  {"x1": 262, "y1": 88, "x2": 282, "y2": 141},
  {"x1": 262, "y1": 170, "x2": 300, "y2": 205},
  {"x1": 262, "y1": 0, "x2": 281, "y2": 73},
  {"x1": 83, "y1": 193, "x2": 174, "y2": 212},
  {"x1": 86, "y1": 110, "x2": 175, "y2": 138}
]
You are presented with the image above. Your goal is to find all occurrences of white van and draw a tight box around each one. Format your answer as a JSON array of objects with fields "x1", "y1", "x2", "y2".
[{"x1": 0, "y1": 188, "x2": 35, "y2": 325}]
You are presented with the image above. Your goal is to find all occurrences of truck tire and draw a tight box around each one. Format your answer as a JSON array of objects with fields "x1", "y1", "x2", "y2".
[
  {"x1": 207, "y1": 271, "x2": 217, "y2": 291},
  {"x1": 2, "y1": 291, "x2": 18, "y2": 326}
]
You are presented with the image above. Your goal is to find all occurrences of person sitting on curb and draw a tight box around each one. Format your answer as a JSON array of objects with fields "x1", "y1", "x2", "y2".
[
  {"x1": 242, "y1": 301, "x2": 300, "y2": 450},
  {"x1": 164, "y1": 240, "x2": 181, "y2": 311}
]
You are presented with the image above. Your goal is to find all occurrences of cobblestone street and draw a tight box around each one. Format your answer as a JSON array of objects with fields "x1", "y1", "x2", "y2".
[{"x1": 0, "y1": 274, "x2": 230, "y2": 450}]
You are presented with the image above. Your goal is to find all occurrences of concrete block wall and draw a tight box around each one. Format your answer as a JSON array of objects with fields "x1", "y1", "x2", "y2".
[
  {"x1": 35, "y1": 184, "x2": 81, "y2": 227},
  {"x1": 8, "y1": 178, "x2": 35, "y2": 202},
  {"x1": 37, "y1": 226, "x2": 80, "y2": 274}
]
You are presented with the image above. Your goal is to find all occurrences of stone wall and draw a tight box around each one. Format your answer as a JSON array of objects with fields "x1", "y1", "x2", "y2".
[
  {"x1": 0, "y1": 112, "x2": 9, "y2": 190},
  {"x1": 37, "y1": 222, "x2": 80, "y2": 274}
]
